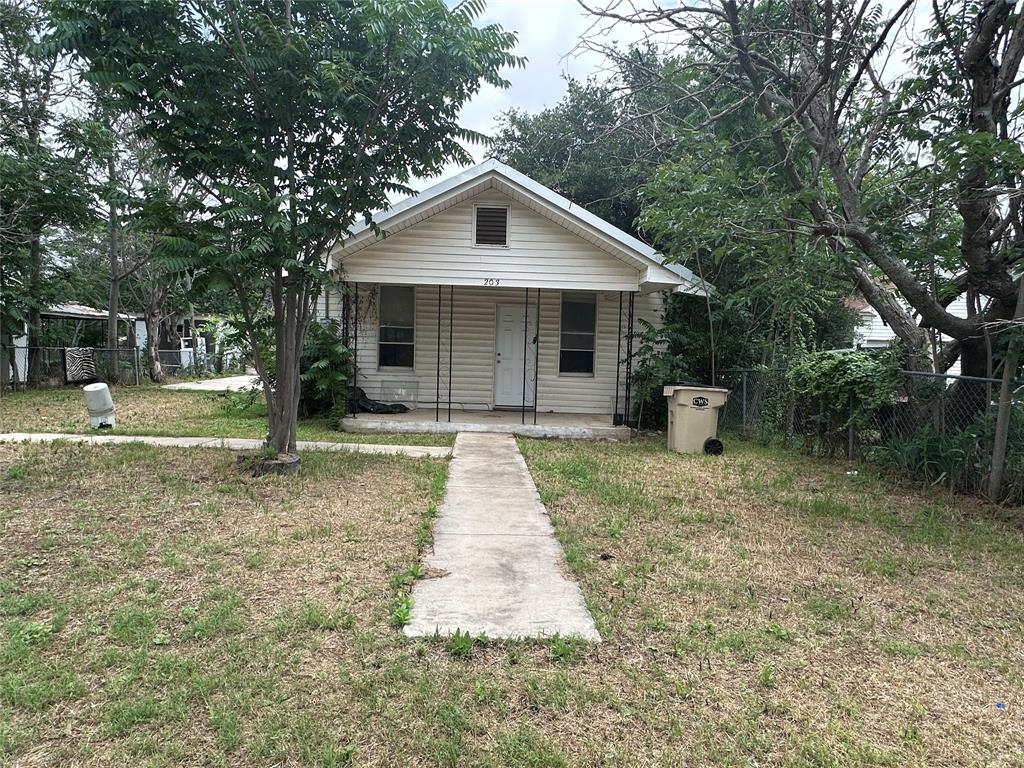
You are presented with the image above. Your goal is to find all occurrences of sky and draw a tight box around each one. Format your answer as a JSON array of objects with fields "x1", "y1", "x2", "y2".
[
  {"x1": 414, "y1": 0, "x2": 930, "y2": 192},
  {"x1": 410, "y1": 0, "x2": 629, "y2": 191}
]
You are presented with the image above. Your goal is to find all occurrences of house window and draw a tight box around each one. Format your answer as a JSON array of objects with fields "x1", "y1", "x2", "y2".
[
  {"x1": 378, "y1": 285, "x2": 415, "y2": 368},
  {"x1": 474, "y1": 206, "x2": 509, "y2": 246},
  {"x1": 559, "y1": 292, "x2": 596, "y2": 375}
]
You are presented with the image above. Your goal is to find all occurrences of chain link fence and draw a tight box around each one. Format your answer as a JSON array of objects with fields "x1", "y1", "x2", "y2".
[
  {"x1": 2, "y1": 346, "x2": 244, "y2": 390},
  {"x1": 718, "y1": 368, "x2": 1023, "y2": 505}
]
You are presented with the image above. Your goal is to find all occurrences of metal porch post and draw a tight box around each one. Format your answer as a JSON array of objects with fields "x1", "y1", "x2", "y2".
[
  {"x1": 624, "y1": 291, "x2": 636, "y2": 427},
  {"x1": 614, "y1": 291, "x2": 623, "y2": 426},
  {"x1": 448, "y1": 285, "x2": 454, "y2": 422},
  {"x1": 521, "y1": 286, "x2": 528, "y2": 425},
  {"x1": 533, "y1": 288, "x2": 540, "y2": 425},
  {"x1": 351, "y1": 283, "x2": 359, "y2": 417},
  {"x1": 436, "y1": 285, "x2": 442, "y2": 423}
]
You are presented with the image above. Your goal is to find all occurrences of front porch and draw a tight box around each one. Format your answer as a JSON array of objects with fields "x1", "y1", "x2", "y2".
[{"x1": 340, "y1": 408, "x2": 630, "y2": 440}]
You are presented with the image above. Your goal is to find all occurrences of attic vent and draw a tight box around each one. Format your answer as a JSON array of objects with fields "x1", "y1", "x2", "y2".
[{"x1": 474, "y1": 206, "x2": 508, "y2": 246}]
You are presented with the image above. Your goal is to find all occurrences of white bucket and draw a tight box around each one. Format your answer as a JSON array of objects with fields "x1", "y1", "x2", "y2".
[{"x1": 83, "y1": 382, "x2": 116, "y2": 428}]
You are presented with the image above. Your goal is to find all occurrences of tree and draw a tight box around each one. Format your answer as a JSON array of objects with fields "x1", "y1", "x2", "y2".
[
  {"x1": 54, "y1": 0, "x2": 521, "y2": 457},
  {"x1": 581, "y1": 0, "x2": 1023, "y2": 383},
  {"x1": 490, "y1": 43, "x2": 858, "y2": 389},
  {"x1": 1, "y1": 0, "x2": 90, "y2": 385}
]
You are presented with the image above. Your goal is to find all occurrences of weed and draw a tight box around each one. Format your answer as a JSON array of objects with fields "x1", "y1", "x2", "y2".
[
  {"x1": 446, "y1": 629, "x2": 476, "y2": 658},
  {"x1": 763, "y1": 623, "x2": 791, "y2": 642},
  {"x1": 389, "y1": 594, "x2": 413, "y2": 628},
  {"x1": 290, "y1": 524, "x2": 333, "y2": 542},
  {"x1": 884, "y1": 641, "x2": 926, "y2": 658}
]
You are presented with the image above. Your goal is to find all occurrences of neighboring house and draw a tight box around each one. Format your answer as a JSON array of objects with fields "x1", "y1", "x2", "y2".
[
  {"x1": 4, "y1": 304, "x2": 223, "y2": 386},
  {"x1": 850, "y1": 295, "x2": 970, "y2": 377},
  {"x1": 320, "y1": 160, "x2": 704, "y2": 421},
  {"x1": 6, "y1": 303, "x2": 145, "y2": 386}
]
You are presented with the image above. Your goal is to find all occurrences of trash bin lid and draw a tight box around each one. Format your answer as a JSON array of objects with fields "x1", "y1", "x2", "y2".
[{"x1": 662, "y1": 385, "x2": 730, "y2": 396}]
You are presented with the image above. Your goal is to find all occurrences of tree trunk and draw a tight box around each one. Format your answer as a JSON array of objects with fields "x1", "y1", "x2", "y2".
[
  {"x1": 144, "y1": 282, "x2": 170, "y2": 383},
  {"x1": 106, "y1": 154, "x2": 121, "y2": 384},
  {"x1": 167, "y1": 312, "x2": 182, "y2": 375},
  {"x1": 26, "y1": 232, "x2": 43, "y2": 386},
  {"x1": 988, "y1": 277, "x2": 1024, "y2": 501},
  {"x1": 146, "y1": 314, "x2": 164, "y2": 383}
]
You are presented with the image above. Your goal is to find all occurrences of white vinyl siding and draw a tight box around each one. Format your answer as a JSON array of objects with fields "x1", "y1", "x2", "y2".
[
  {"x1": 337, "y1": 190, "x2": 641, "y2": 291},
  {"x1": 341, "y1": 284, "x2": 666, "y2": 414}
]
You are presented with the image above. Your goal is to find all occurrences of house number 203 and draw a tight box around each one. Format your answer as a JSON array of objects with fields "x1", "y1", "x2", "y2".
[{"x1": 483, "y1": 278, "x2": 500, "y2": 286}]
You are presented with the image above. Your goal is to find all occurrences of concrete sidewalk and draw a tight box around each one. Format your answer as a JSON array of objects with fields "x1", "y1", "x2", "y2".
[
  {"x1": 406, "y1": 432, "x2": 600, "y2": 640},
  {"x1": 0, "y1": 432, "x2": 451, "y2": 459}
]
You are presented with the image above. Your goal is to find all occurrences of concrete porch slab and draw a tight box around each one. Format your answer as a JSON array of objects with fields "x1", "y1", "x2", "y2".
[{"x1": 342, "y1": 408, "x2": 628, "y2": 440}]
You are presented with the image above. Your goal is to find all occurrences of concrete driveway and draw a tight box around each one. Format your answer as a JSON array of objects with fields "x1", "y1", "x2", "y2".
[{"x1": 162, "y1": 374, "x2": 260, "y2": 392}]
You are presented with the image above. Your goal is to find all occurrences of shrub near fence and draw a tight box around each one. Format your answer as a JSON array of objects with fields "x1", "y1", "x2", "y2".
[{"x1": 719, "y1": 364, "x2": 1023, "y2": 505}]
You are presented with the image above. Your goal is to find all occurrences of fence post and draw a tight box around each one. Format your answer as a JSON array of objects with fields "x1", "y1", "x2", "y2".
[
  {"x1": 741, "y1": 371, "x2": 748, "y2": 433},
  {"x1": 847, "y1": 396, "x2": 855, "y2": 461},
  {"x1": 134, "y1": 348, "x2": 141, "y2": 386}
]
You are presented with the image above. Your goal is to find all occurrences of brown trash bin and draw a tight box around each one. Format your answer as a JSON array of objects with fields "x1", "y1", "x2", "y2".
[{"x1": 663, "y1": 385, "x2": 730, "y2": 454}]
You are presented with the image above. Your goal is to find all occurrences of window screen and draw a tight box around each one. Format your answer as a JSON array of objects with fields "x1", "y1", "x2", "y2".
[
  {"x1": 559, "y1": 292, "x2": 596, "y2": 374},
  {"x1": 474, "y1": 206, "x2": 508, "y2": 246},
  {"x1": 378, "y1": 285, "x2": 415, "y2": 368}
]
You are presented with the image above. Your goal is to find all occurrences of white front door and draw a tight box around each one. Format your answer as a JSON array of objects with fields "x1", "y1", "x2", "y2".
[{"x1": 494, "y1": 304, "x2": 538, "y2": 407}]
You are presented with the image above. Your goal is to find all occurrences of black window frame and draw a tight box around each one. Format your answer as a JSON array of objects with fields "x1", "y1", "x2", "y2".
[
  {"x1": 558, "y1": 291, "x2": 597, "y2": 376},
  {"x1": 378, "y1": 285, "x2": 415, "y2": 369}
]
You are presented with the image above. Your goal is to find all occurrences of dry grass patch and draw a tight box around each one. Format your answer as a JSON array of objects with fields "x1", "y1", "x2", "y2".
[
  {"x1": 0, "y1": 385, "x2": 454, "y2": 445},
  {"x1": 519, "y1": 436, "x2": 1024, "y2": 767},
  {"x1": 1, "y1": 436, "x2": 1021, "y2": 767}
]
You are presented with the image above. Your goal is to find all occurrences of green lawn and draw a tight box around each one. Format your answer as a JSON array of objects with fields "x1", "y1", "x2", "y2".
[
  {"x1": 0, "y1": 437, "x2": 1021, "y2": 766},
  {"x1": 0, "y1": 385, "x2": 455, "y2": 446}
]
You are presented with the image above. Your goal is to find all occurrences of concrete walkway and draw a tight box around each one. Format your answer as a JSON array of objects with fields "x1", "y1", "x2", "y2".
[
  {"x1": 406, "y1": 432, "x2": 600, "y2": 641},
  {"x1": 162, "y1": 374, "x2": 260, "y2": 392},
  {"x1": 0, "y1": 432, "x2": 451, "y2": 459}
]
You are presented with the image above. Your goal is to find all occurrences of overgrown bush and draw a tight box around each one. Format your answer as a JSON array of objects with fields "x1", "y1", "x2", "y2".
[
  {"x1": 631, "y1": 318, "x2": 697, "y2": 429},
  {"x1": 215, "y1": 315, "x2": 351, "y2": 420},
  {"x1": 787, "y1": 349, "x2": 899, "y2": 454},
  {"x1": 299, "y1": 320, "x2": 351, "y2": 418}
]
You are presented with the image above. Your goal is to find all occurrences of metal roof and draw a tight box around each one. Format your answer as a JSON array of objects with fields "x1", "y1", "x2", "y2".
[{"x1": 41, "y1": 303, "x2": 139, "y2": 321}]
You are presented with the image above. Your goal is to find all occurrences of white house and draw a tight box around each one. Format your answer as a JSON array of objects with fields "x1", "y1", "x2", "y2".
[
  {"x1": 851, "y1": 295, "x2": 970, "y2": 377},
  {"x1": 319, "y1": 160, "x2": 704, "y2": 435}
]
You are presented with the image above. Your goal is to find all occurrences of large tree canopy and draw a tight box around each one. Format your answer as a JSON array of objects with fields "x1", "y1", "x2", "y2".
[
  {"x1": 489, "y1": 45, "x2": 859, "y2": 388},
  {"x1": 52, "y1": 0, "x2": 521, "y2": 456},
  {"x1": 582, "y1": 0, "x2": 1024, "y2": 383}
]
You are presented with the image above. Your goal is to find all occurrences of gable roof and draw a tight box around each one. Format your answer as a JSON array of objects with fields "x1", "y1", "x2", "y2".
[{"x1": 335, "y1": 159, "x2": 707, "y2": 295}]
